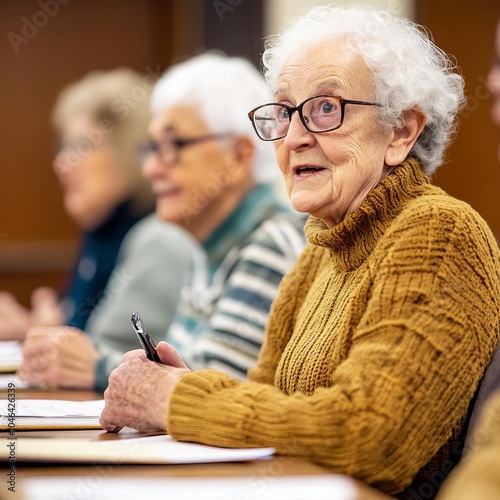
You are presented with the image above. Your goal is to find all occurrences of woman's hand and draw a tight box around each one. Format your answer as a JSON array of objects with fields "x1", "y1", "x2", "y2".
[
  {"x1": 0, "y1": 287, "x2": 64, "y2": 341},
  {"x1": 0, "y1": 292, "x2": 31, "y2": 340},
  {"x1": 18, "y1": 326, "x2": 99, "y2": 389},
  {"x1": 30, "y1": 287, "x2": 65, "y2": 327},
  {"x1": 100, "y1": 342, "x2": 190, "y2": 433}
]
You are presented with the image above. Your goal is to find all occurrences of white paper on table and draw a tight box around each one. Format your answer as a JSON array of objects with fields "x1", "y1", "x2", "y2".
[
  {"x1": 0, "y1": 340, "x2": 22, "y2": 372},
  {"x1": 1, "y1": 434, "x2": 275, "y2": 465},
  {"x1": 0, "y1": 374, "x2": 28, "y2": 389},
  {"x1": 21, "y1": 475, "x2": 358, "y2": 500},
  {"x1": 0, "y1": 399, "x2": 105, "y2": 417},
  {"x1": 0, "y1": 399, "x2": 105, "y2": 429}
]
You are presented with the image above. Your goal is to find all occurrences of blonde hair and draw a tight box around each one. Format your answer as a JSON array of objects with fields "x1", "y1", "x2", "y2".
[{"x1": 52, "y1": 68, "x2": 154, "y2": 213}]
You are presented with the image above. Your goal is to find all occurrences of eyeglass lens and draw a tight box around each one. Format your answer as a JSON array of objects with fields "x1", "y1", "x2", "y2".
[{"x1": 253, "y1": 96, "x2": 343, "y2": 140}]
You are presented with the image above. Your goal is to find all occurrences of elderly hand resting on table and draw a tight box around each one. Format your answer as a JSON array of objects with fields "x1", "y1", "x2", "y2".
[
  {"x1": 18, "y1": 326, "x2": 99, "y2": 389},
  {"x1": 100, "y1": 342, "x2": 189, "y2": 432}
]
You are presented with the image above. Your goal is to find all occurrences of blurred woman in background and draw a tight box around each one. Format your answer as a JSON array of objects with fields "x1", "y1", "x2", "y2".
[{"x1": 0, "y1": 68, "x2": 163, "y2": 336}]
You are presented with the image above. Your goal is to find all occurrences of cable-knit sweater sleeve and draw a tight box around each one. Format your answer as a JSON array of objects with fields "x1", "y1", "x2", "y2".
[{"x1": 168, "y1": 181, "x2": 500, "y2": 495}]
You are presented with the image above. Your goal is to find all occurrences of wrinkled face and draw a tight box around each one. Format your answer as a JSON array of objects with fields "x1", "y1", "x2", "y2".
[
  {"x1": 52, "y1": 115, "x2": 131, "y2": 230},
  {"x1": 273, "y1": 40, "x2": 396, "y2": 228},
  {"x1": 488, "y1": 20, "x2": 500, "y2": 158},
  {"x1": 143, "y1": 105, "x2": 248, "y2": 233}
]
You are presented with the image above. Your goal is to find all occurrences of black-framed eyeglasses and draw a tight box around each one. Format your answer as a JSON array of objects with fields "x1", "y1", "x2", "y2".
[
  {"x1": 248, "y1": 95, "x2": 382, "y2": 141},
  {"x1": 137, "y1": 133, "x2": 233, "y2": 165}
]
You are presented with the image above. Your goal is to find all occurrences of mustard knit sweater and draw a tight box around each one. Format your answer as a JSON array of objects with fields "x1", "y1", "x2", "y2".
[{"x1": 168, "y1": 159, "x2": 500, "y2": 496}]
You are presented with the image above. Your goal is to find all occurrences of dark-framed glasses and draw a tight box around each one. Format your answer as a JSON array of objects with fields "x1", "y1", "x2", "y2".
[
  {"x1": 248, "y1": 95, "x2": 382, "y2": 141},
  {"x1": 137, "y1": 133, "x2": 233, "y2": 164}
]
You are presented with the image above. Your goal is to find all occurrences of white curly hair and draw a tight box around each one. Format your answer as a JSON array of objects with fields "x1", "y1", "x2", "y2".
[{"x1": 262, "y1": 5, "x2": 466, "y2": 174}]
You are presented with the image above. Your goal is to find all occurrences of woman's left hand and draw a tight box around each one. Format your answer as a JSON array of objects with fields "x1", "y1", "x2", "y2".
[
  {"x1": 0, "y1": 292, "x2": 31, "y2": 340},
  {"x1": 18, "y1": 326, "x2": 99, "y2": 389},
  {"x1": 100, "y1": 342, "x2": 190, "y2": 433}
]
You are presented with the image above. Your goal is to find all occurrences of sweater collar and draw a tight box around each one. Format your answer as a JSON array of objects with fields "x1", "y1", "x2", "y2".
[{"x1": 305, "y1": 158, "x2": 432, "y2": 271}]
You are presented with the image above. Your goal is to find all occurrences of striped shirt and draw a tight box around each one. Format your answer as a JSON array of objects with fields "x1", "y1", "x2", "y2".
[{"x1": 168, "y1": 183, "x2": 306, "y2": 380}]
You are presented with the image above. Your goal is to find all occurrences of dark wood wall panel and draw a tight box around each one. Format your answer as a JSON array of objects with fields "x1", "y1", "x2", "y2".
[
  {"x1": 204, "y1": 0, "x2": 264, "y2": 67},
  {"x1": 0, "y1": 0, "x2": 177, "y2": 304},
  {"x1": 417, "y1": 0, "x2": 500, "y2": 238}
]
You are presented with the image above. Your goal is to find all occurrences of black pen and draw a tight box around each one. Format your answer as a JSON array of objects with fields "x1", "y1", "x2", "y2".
[{"x1": 130, "y1": 312, "x2": 163, "y2": 363}]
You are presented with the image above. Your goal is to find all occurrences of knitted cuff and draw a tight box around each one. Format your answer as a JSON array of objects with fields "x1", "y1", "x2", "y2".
[{"x1": 168, "y1": 369, "x2": 250, "y2": 446}]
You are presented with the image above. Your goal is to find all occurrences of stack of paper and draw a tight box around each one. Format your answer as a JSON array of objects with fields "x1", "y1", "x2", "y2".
[
  {"x1": 0, "y1": 374, "x2": 29, "y2": 390},
  {"x1": 0, "y1": 399, "x2": 105, "y2": 430},
  {"x1": 0, "y1": 341, "x2": 22, "y2": 372},
  {"x1": 0, "y1": 434, "x2": 275, "y2": 464}
]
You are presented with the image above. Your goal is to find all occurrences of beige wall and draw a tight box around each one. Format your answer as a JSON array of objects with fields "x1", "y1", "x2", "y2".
[{"x1": 264, "y1": 0, "x2": 415, "y2": 37}]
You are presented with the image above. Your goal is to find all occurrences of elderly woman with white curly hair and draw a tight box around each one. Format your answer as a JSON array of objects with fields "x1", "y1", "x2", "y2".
[{"x1": 101, "y1": 6, "x2": 500, "y2": 497}]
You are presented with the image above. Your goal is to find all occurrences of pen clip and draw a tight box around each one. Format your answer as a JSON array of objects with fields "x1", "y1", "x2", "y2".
[
  {"x1": 131, "y1": 312, "x2": 162, "y2": 363},
  {"x1": 131, "y1": 312, "x2": 144, "y2": 334}
]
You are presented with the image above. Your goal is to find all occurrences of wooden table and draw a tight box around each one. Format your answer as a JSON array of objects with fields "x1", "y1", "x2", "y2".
[{"x1": 0, "y1": 388, "x2": 394, "y2": 500}]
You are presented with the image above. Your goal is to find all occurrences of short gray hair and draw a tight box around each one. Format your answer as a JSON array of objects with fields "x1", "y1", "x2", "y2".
[
  {"x1": 262, "y1": 6, "x2": 466, "y2": 174},
  {"x1": 151, "y1": 52, "x2": 279, "y2": 183}
]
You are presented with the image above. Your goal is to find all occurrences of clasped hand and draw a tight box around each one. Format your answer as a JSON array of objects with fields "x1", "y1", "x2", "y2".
[
  {"x1": 18, "y1": 326, "x2": 99, "y2": 389},
  {"x1": 100, "y1": 342, "x2": 190, "y2": 433},
  {"x1": 0, "y1": 287, "x2": 64, "y2": 340}
]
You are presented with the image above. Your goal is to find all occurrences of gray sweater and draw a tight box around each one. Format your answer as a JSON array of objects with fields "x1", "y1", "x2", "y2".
[{"x1": 87, "y1": 214, "x2": 198, "y2": 391}]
